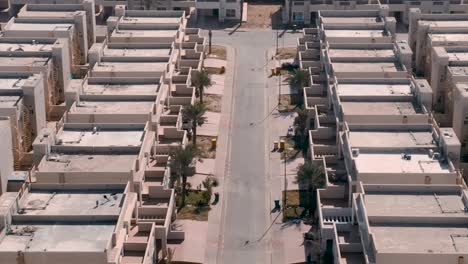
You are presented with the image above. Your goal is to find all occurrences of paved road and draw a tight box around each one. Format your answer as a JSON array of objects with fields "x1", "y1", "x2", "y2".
[{"x1": 205, "y1": 29, "x2": 298, "y2": 264}]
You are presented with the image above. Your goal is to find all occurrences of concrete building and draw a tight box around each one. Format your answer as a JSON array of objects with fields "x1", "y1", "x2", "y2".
[
  {"x1": 99, "y1": 0, "x2": 241, "y2": 22},
  {"x1": 0, "y1": 118, "x2": 13, "y2": 195},
  {"x1": 409, "y1": 9, "x2": 468, "y2": 77},
  {"x1": 0, "y1": 8, "x2": 207, "y2": 262},
  {"x1": 298, "y1": 9, "x2": 465, "y2": 263},
  {"x1": 283, "y1": 0, "x2": 468, "y2": 26},
  {"x1": 0, "y1": 74, "x2": 46, "y2": 169},
  {"x1": 2, "y1": 6, "x2": 90, "y2": 69},
  {"x1": 0, "y1": 38, "x2": 71, "y2": 119},
  {"x1": 0, "y1": 183, "x2": 158, "y2": 264},
  {"x1": 9, "y1": 0, "x2": 96, "y2": 46},
  {"x1": 319, "y1": 184, "x2": 468, "y2": 264},
  {"x1": 405, "y1": 10, "x2": 468, "y2": 176}
]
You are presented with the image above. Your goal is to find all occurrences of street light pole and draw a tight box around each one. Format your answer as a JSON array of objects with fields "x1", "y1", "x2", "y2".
[
  {"x1": 278, "y1": 71, "x2": 281, "y2": 106},
  {"x1": 282, "y1": 138, "x2": 288, "y2": 220},
  {"x1": 208, "y1": 29, "x2": 212, "y2": 54},
  {"x1": 276, "y1": 28, "x2": 279, "y2": 55},
  {"x1": 239, "y1": 0, "x2": 244, "y2": 26}
]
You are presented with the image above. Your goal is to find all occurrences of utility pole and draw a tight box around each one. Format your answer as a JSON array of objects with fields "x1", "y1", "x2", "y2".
[
  {"x1": 282, "y1": 141, "x2": 288, "y2": 220},
  {"x1": 276, "y1": 28, "x2": 279, "y2": 55},
  {"x1": 278, "y1": 70, "x2": 282, "y2": 106},
  {"x1": 239, "y1": 0, "x2": 244, "y2": 26},
  {"x1": 208, "y1": 29, "x2": 212, "y2": 54}
]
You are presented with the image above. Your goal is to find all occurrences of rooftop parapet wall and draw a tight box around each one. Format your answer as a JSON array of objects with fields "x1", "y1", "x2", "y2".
[
  {"x1": 0, "y1": 182, "x2": 137, "y2": 264},
  {"x1": 0, "y1": 38, "x2": 71, "y2": 116},
  {"x1": 14, "y1": 8, "x2": 89, "y2": 66},
  {"x1": 0, "y1": 7, "x2": 201, "y2": 263},
  {"x1": 22, "y1": 1, "x2": 97, "y2": 45}
]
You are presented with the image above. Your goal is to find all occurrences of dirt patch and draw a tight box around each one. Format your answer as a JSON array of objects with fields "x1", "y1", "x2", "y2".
[
  {"x1": 282, "y1": 190, "x2": 310, "y2": 220},
  {"x1": 177, "y1": 206, "x2": 210, "y2": 221},
  {"x1": 280, "y1": 136, "x2": 303, "y2": 160},
  {"x1": 278, "y1": 95, "x2": 301, "y2": 112},
  {"x1": 205, "y1": 67, "x2": 224, "y2": 75},
  {"x1": 197, "y1": 136, "x2": 217, "y2": 159},
  {"x1": 245, "y1": 4, "x2": 281, "y2": 28},
  {"x1": 278, "y1": 95, "x2": 295, "y2": 112},
  {"x1": 206, "y1": 45, "x2": 227, "y2": 60},
  {"x1": 204, "y1": 94, "x2": 222, "y2": 112},
  {"x1": 275, "y1": 47, "x2": 297, "y2": 60}
]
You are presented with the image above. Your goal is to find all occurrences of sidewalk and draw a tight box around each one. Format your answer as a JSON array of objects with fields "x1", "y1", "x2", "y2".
[
  {"x1": 266, "y1": 47, "x2": 310, "y2": 264},
  {"x1": 204, "y1": 45, "x2": 236, "y2": 264},
  {"x1": 169, "y1": 46, "x2": 232, "y2": 264},
  {"x1": 168, "y1": 220, "x2": 207, "y2": 263}
]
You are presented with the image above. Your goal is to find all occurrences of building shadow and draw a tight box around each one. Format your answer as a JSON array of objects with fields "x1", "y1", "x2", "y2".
[
  {"x1": 188, "y1": 13, "x2": 241, "y2": 30},
  {"x1": 271, "y1": 6, "x2": 284, "y2": 30}
]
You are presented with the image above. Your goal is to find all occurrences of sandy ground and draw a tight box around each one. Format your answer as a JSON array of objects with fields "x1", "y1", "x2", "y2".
[
  {"x1": 245, "y1": 4, "x2": 282, "y2": 28},
  {"x1": 205, "y1": 94, "x2": 222, "y2": 112}
]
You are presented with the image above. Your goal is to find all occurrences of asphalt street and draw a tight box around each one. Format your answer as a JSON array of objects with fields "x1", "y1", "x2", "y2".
[{"x1": 205, "y1": 29, "x2": 298, "y2": 264}]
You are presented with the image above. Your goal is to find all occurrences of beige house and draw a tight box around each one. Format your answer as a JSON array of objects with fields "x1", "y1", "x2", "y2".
[
  {"x1": 298, "y1": 9, "x2": 465, "y2": 263},
  {"x1": 0, "y1": 6, "x2": 204, "y2": 263},
  {"x1": 0, "y1": 183, "x2": 146, "y2": 264},
  {"x1": 284, "y1": 0, "x2": 468, "y2": 25},
  {"x1": 0, "y1": 75, "x2": 46, "y2": 169}
]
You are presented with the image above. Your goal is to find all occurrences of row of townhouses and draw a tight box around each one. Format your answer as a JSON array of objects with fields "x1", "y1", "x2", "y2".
[
  {"x1": 299, "y1": 8, "x2": 468, "y2": 264},
  {"x1": 0, "y1": 1, "x2": 205, "y2": 263}
]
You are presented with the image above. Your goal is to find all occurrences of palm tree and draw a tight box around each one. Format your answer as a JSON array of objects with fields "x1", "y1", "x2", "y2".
[
  {"x1": 170, "y1": 144, "x2": 199, "y2": 208},
  {"x1": 296, "y1": 161, "x2": 325, "y2": 214},
  {"x1": 182, "y1": 102, "x2": 207, "y2": 145},
  {"x1": 294, "y1": 107, "x2": 308, "y2": 154},
  {"x1": 286, "y1": 69, "x2": 309, "y2": 91},
  {"x1": 192, "y1": 70, "x2": 212, "y2": 104}
]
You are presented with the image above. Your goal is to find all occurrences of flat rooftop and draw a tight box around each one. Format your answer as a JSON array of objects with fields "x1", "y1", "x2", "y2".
[
  {"x1": 0, "y1": 95, "x2": 21, "y2": 108},
  {"x1": 18, "y1": 10, "x2": 80, "y2": 19},
  {"x1": 321, "y1": 17, "x2": 382, "y2": 25},
  {"x1": 426, "y1": 20, "x2": 468, "y2": 29},
  {"x1": 5, "y1": 22, "x2": 73, "y2": 32},
  {"x1": 118, "y1": 16, "x2": 181, "y2": 25},
  {"x1": 364, "y1": 191, "x2": 466, "y2": 218},
  {"x1": 332, "y1": 62, "x2": 402, "y2": 73},
  {"x1": 110, "y1": 30, "x2": 177, "y2": 40},
  {"x1": 38, "y1": 154, "x2": 137, "y2": 172},
  {"x1": 0, "y1": 42, "x2": 55, "y2": 53},
  {"x1": 17, "y1": 189, "x2": 124, "y2": 216},
  {"x1": 447, "y1": 52, "x2": 468, "y2": 62},
  {"x1": 83, "y1": 83, "x2": 160, "y2": 96},
  {"x1": 0, "y1": 78, "x2": 30, "y2": 90},
  {"x1": 429, "y1": 33, "x2": 468, "y2": 44},
  {"x1": 103, "y1": 47, "x2": 172, "y2": 58},
  {"x1": 337, "y1": 83, "x2": 412, "y2": 97},
  {"x1": 0, "y1": 56, "x2": 49, "y2": 67},
  {"x1": 71, "y1": 100, "x2": 154, "y2": 114},
  {"x1": 455, "y1": 82, "x2": 468, "y2": 97},
  {"x1": 341, "y1": 102, "x2": 420, "y2": 116},
  {"x1": 371, "y1": 225, "x2": 468, "y2": 254},
  {"x1": 0, "y1": 223, "x2": 115, "y2": 252},
  {"x1": 354, "y1": 150, "x2": 451, "y2": 174},
  {"x1": 348, "y1": 131, "x2": 435, "y2": 149},
  {"x1": 91, "y1": 62, "x2": 167, "y2": 76},
  {"x1": 56, "y1": 128, "x2": 144, "y2": 147},
  {"x1": 449, "y1": 66, "x2": 468, "y2": 76},
  {"x1": 325, "y1": 30, "x2": 386, "y2": 38},
  {"x1": 329, "y1": 48, "x2": 395, "y2": 59}
]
